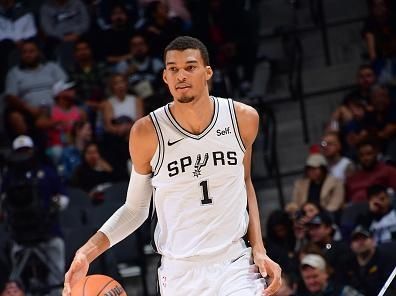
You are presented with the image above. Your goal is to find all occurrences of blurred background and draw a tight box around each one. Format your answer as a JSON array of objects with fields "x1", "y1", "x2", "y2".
[{"x1": 0, "y1": 0, "x2": 396, "y2": 295}]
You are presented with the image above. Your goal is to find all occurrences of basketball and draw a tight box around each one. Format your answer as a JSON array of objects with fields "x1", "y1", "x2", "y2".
[{"x1": 71, "y1": 274, "x2": 126, "y2": 296}]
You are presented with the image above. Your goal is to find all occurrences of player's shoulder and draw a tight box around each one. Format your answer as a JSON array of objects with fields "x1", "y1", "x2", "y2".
[
  {"x1": 130, "y1": 115, "x2": 156, "y2": 140},
  {"x1": 232, "y1": 100, "x2": 259, "y2": 125}
]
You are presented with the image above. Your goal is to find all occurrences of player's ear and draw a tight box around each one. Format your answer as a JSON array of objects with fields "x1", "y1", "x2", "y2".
[
  {"x1": 206, "y1": 66, "x2": 213, "y2": 81},
  {"x1": 162, "y1": 69, "x2": 168, "y2": 85}
]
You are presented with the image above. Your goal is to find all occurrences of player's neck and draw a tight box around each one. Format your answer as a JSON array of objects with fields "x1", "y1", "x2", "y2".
[{"x1": 170, "y1": 95, "x2": 214, "y2": 135}]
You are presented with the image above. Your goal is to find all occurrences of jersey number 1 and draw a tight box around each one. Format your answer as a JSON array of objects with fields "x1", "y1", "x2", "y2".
[{"x1": 199, "y1": 180, "x2": 213, "y2": 205}]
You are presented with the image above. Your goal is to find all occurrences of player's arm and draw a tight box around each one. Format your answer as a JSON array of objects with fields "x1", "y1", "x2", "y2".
[
  {"x1": 234, "y1": 101, "x2": 282, "y2": 296},
  {"x1": 63, "y1": 116, "x2": 157, "y2": 295}
]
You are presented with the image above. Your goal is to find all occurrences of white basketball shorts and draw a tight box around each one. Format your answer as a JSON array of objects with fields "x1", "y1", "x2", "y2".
[{"x1": 157, "y1": 241, "x2": 266, "y2": 296}]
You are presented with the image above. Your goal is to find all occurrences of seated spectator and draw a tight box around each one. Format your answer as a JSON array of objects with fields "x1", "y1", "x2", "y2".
[
  {"x1": 35, "y1": 81, "x2": 86, "y2": 164},
  {"x1": 101, "y1": 74, "x2": 143, "y2": 179},
  {"x1": 265, "y1": 210, "x2": 298, "y2": 274},
  {"x1": 68, "y1": 38, "x2": 108, "y2": 107},
  {"x1": 98, "y1": 3, "x2": 135, "y2": 67},
  {"x1": 288, "y1": 154, "x2": 344, "y2": 214},
  {"x1": 363, "y1": 0, "x2": 396, "y2": 84},
  {"x1": 0, "y1": 280, "x2": 25, "y2": 296},
  {"x1": 71, "y1": 142, "x2": 115, "y2": 194},
  {"x1": 298, "y1": 254, "x2": 363, "y2": 296},
  {"x1": 141, "y1": 1, "x2": 184, "y2": 58},
  {"x1": 305, "y1": 212, "x2": 352, "y2": 284},
  {"x1": 339, "y1": 95, "x2": 370, "y2": 154},
  {"x1": 356, "y1": 184, "x2": 396, "y2": 243},
  {"x1": 320, "y1": 131, "x2": 354, "y2": 182},
  {"x1": 102, "y1": 74, "x2": 143, "y2": 137},
  {"x1": 68, "y1": 39, "x2": 108, "y2": 132},
  {"x1": 346, "y1": 139, "x2": 396, "y2": 202},
  {"x1": 59, "y1": 119, "x2": 93, "y2": 180},
  {"x1": 365, "y1": 85, "x2": 396, "y2": 143},
  {"x1": 347, "y1": 225, "x2": 396, "y2": 295},
  {"x1": 0, "y1": 0, "x2": 38, "y2": 92},
  {"x1": 39, "y1": 0, "x2": 90, "y2": 66},
  {"x1": 115, "y1": 33, "x2": 167, "y2": 112},
  {"x1": 4, "y1": 40, "x2": 67, "y2": 140}
]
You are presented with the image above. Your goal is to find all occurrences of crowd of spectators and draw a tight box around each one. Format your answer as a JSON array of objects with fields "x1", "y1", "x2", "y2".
[
  {"x1": 0, "y1": 0, "x2": 262, "y2": 294},
  {"x1": 1, "y1": 0, "x2": 396, "y2": 295},
  {"x1": 272, "y1": 1, "x2": 396, "y2": 295}
]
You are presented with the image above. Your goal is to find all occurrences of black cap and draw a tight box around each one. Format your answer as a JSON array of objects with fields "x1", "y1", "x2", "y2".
[
  {"x1": 351, "y1": 225, "x2": 371, "y2": 239},
  {"x1": 306, "y1": 212, "x2": 333, "y2": 226}
]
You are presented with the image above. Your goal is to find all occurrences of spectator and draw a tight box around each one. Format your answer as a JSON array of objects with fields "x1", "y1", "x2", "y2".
[
  {"x1": 59, "y1": 119, "x2": 92, "y2": 180},
  {"x1": 39, "y1": 0, "x2": 90, "y2": 66},
  {"x1": 265, "y1": 210, "x2": 298, "y2": 274},
  {"x1": 320, "y1": 131, "x2": 354, "y2": 182},
  {"x1": 35, "y1": 80, "x2": 86, "y2": 165},
  {"x1": 347, "y1": 225, "x2": 396, "y2": 295},
  {"x1": 1, "y1": 135, "x2": 67, "y2": 294},
  {"x1": 365, "y1": 85, "x2": 396, "y2": 145},
  {"x1": 305, "y1": 212, "x2": 353, "y2": 284},
  {"x1": 346, "y1": 139, "x2": 396, "y2": 202},
  {"x1": 68, "y1": 39, "x2": 108, "y2": 131},
  {"x1": 298, "y1": 254, "x2": 363, "y2": 296},
  {"x1": 356, "y1": 184, "x2": 396, "y2": 243},
  {"x1": 70, "y1": 141, "x2": 115, "y2": 194},
  {"x1": 363, "y1": 0, "x2": 396, "y2": 84},
  {"x1": 4, "y1": 40, "x2": 67, "y2": 140},
  {"x1": 0, "y1": 280, "x2": 25, "y2": 296},
  {"x1": 0, "y1": 0, "x2": 38, "y2": 91},
  {"x1": 141, "y1": 1, "x2": 184, "y2": 58},
  {"x1": 101, "y1": 74, "x2": 143, "y2": 179},
  {"x1": 102, "y1": 73, "x2": 143, "y2": 137},
  {"x1": 115, "y1": 33, "x2": 167, "y2": 112},
  {"x1": 288, "y1": 154, "x2": 344, "y2": 214},
  {"x1": 99, "y1": 3, "x2": 135, "y2": 66}
]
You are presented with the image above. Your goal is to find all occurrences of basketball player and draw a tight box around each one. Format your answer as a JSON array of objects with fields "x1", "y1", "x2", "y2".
[{"x1": 63, "y1": 36, "x2": 282, "y2": 296}]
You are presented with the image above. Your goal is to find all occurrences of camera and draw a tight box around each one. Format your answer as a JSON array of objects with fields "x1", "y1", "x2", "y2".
[{"x1": 2, "y1": 152, "x2": 58, "y2": 244}]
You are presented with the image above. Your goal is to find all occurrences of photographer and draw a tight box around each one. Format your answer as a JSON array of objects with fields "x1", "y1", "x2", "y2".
[{"x1": 1, "y1": 135, "x2": 68, "y2": 295}]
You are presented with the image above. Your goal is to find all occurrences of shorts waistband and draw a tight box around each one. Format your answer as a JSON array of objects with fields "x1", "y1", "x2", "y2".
[{"x1": 161, "y1": 240, "x2": 248, "y2": 269}]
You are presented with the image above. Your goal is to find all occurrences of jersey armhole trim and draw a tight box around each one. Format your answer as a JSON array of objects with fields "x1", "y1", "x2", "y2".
[
  {"x1": 149, "y1": 112, "x2": 165, "y2": 176},
  {"x1": 227, "y1": 99, "x2": 246, "y2": 153}
]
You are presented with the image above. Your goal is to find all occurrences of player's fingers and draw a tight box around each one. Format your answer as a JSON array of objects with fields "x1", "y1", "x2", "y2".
[{"x1": 263, "y1": 268, "x2": 282, "y2": 296}]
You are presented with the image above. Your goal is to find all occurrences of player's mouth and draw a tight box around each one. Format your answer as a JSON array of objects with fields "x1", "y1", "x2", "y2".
[{"x1": 176, "y1": 84, "x2": 191, "y2": 90}]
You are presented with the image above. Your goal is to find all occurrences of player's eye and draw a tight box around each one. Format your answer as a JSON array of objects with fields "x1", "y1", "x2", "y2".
[
  {"x1": 186, "y1": 65, "x2": 196, "y2": 71},
  {"x1": 168, "y1": 67, "x2": 178, "y2": 72}
]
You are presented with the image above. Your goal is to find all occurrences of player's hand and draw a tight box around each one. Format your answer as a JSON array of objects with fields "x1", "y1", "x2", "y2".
[
  {"x1": 252, "y1": 248, "x2": 282, "y2": 296},
  {"x1": 63, "y1": 252, "x2": 89, "y2": 296}
]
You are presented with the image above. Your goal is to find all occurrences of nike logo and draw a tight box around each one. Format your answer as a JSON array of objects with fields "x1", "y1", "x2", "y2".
[{"x1": 167, "y1": 138, "x2": 185, "y2": 146}]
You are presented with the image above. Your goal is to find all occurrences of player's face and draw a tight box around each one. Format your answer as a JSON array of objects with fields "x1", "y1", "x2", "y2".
[
  {"x1": 163, "y1": 49, "x2": 213, "y2": 104},
  {"x1": 301, "y1": 267, "x2": 328, "y2": 293}
]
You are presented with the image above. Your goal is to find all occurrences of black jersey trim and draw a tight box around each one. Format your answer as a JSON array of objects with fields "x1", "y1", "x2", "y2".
[
  {"x1": 150, "y1": 111, "x2": 165, "y2": 176},
  {"x1": 150, "y1": 187, "x2": 159, "y2": 253},
  {"x1": 164, "y1": 96, "x2": 219, "y2": 140},
  {"x1": 227, "y1": 99, "x2": 246, "y2": 153}
]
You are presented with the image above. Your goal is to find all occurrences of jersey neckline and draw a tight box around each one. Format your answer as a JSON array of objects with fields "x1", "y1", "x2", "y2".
[{"x1": 164, "y1": 96, "x2": 219, "y2": 140}]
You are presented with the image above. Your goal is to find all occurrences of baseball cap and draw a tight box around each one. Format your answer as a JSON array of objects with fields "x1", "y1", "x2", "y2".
[
  {"x1": 53, "y1": 80, "x2": 75, "y2": 97},
  {"x1": 12, "y1": 135, "x2": 34, "y2": 150},
  {"x1": 301, "y1": 254, "x2": 326, "y2": 271},
  {"x1": 306, "y1": 153, "x2": 327, "y2": 168},
  {"x1": 306, "y1": 212, "x2": 333, "y2": 226},
  {"x1": 351, "y1": 225, "x2": 371, "y2": 239}
]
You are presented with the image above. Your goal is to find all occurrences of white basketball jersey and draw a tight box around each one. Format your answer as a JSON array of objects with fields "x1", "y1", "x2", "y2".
[{"x1": 149, "y1": 97, "x2": 249, "y2": 259}]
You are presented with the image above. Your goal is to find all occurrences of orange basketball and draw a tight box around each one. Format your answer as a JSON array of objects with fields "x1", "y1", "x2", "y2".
[{"x1": 71, "y1": 274, "x2": 126, "y2": 296}]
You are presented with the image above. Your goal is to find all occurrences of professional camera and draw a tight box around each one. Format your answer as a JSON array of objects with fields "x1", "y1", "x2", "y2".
[{"x1": 2, "y1": 151, "x2": 58, "y2": 245}]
